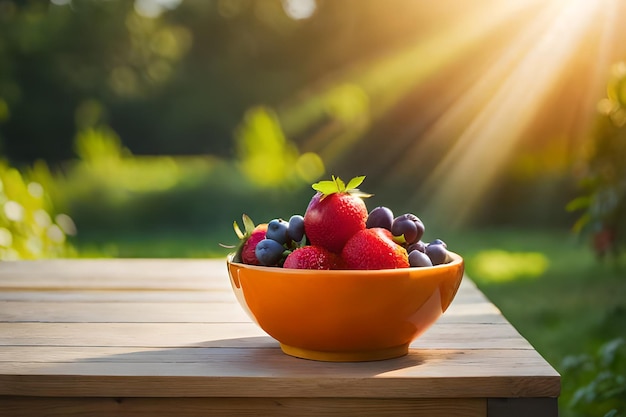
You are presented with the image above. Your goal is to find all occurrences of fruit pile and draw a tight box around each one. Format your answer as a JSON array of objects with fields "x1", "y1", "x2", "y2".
[{"x1": 231, "y1": 176, "x2": 453, "y2": 270}]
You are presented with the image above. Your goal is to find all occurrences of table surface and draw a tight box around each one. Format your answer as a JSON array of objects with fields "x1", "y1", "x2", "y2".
[{"x1": 0, "y1": 259, "x2": 560, "y2": 417}]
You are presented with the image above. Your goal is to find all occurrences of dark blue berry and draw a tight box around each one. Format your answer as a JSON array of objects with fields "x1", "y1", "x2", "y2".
[
  {"x1": 266, "y1": 219, "x2": 289, "y2": 244},
  {"x1": 409, "y1": 250, "x2": 433, "y2": 267},
  {"x1": 287, "y1": 215, "x2": 305, "y2": 242},
  {"x1": 426, "y1": 243, "x2": 448, "y2": 265},
  {"x1": 366, "y1": 206, "x2": 394, "y2": 230},
  {"x1": 255, "y1": 238, "x2": 285, "y2": 266}
]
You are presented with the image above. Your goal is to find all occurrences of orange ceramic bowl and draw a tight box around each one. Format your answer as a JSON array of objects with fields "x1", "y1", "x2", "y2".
[{"x1": 227, "y1": 252, "x2": 464, "y2": 362}]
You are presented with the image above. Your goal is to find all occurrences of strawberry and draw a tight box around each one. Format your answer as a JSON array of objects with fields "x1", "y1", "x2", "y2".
[
  {"x1": 283, "y1": 245, "x2": 344, "y2": 270},
  {"x1": 341, "y1": 228, "x2": 410, "y2": 270},
  {"x1": 241, "y1": 223, "x2": 268, "y2": 265},
  {"x1": 304, "y1": 175, "x2": 370, "y2": 254},
  {"x1": 227, "y1": 214, "x2": 268, "y2": 265}
]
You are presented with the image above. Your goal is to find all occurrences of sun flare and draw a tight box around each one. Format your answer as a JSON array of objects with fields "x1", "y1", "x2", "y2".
[
  {"x1": 281, "y1": 0, "x2": 626, "y2": 227},
  {"x1": 412, "y1": 0, "x2": 622, "y2": 226}
]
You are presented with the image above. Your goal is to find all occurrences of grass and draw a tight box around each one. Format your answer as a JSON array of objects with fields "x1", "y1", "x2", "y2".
[
  {"x1": 72, "y1": 226, "x2": 625, "y2": 417},
  {"x1": 447, "y1": 227, "x2": 626, "y2": 417},
  {"x1": 449, "y1": 228, "x2": 625, "y2": 358}
]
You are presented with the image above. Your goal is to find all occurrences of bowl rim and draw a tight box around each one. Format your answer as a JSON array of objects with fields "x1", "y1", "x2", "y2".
[{"x1": 227, "y1": 251, "x2": 463, "y2": 275}]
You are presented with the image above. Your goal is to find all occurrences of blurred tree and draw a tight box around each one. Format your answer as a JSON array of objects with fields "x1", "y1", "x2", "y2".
[
  {"x1": 568, "y1": 61, "x2": 626, "y2": 258},
  {"x1": 0, "y1": 0, "x2": 196, "y2": 162},
  {"x1": 0, "y1": 0, "x2": 464, "y2": 164}
]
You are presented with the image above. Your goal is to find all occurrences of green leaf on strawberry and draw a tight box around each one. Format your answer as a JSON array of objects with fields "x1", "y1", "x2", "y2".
[
  {"x1": 233, "y1": 213, "x2": 256, "y2": 240},
  {"x1": 345, "y1": 175, "x2": 365, "y2": 191},
  {"x1": 233, "y1": 222, "x2": 244, "y2": 240},
  {"x1": 311, "y1": 175, "x2": 372, "y2": 200}
]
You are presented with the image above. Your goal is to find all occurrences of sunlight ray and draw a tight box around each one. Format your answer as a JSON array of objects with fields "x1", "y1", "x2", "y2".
[
  {"x1": 391, "y1": 0, "x2": 570, "y2": 178},
  {"x1": 411, "y1": 0, "x2": 609, "y2": 227},
  {"x1": 280, "y1": 0, "x2": 544, "y2": 167}
]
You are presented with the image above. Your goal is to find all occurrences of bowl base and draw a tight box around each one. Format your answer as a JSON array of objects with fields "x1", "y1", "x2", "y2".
[{"x1": 279, "y1": 343, "x2": 409, "y2": 362}]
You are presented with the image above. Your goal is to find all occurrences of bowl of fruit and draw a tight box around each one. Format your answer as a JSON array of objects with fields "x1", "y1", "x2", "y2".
[{"x1": 226, "y1": 176, "x2": 464, "y2": 362}]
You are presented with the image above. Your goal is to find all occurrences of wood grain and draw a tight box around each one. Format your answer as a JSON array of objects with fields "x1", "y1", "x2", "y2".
[
  {"x1": 0, "y1": 259, "x2": 222, "y2": 291},
  {"x1": 0, "y1": 299, "x2": 505, "y2": 324},
  {"x1": 0, "y1": 322, "x2": 534, "y2": 349}
]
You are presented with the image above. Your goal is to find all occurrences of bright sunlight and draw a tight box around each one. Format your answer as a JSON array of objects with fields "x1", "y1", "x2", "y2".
[{"x1": 276, "y1": 0, "x2": 626, "y2": 226}]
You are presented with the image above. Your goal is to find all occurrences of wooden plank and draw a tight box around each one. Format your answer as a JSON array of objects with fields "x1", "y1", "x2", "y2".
[
  {"x1": 442, "y1": 301, "x2": 508, "y2": 324},
  {"x1": 0, "y1": 259, "x2": 230, "y2": 291},
  {"x1": 0, "y1": 301, "x2": 251, "y2": 323},
  {"x1": 0, "y1": 322, "x2": 534, "y2": 350},
  {"x1": 0, "y1": 299, "x2": 505, "y2": 324},
  {"x1": 0, "y1": 290, "x2": 234, "y2": 303},
  {"x1": 0, "y1": 396, "x2": 487, "y2": 417},
  {"x1": 0, "y1": 348, "x2": 560, "y2": 398}
]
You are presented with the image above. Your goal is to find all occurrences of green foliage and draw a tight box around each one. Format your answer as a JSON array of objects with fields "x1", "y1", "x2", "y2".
[
  {"x1": 569, "y1": 61, "x2": 626, "y2": 258},
  {"x1": 0, "y1": 161, "x2": 75, "y2": 259},
  {"x1": 0, "y1": 0, "x2": 332, "y2": 162},
  {"x1": 562, "y1": 338, "x2": 626, "y2": 417},
  {"x1": 41, "y1": 126, "x2": 317, "y2": 246},
  {"x1": 0, "y1": 0, "x2": 194, "y2": 161},
  {"x1": 235, "y1": 106, "x2": 325, "y2": 187},
  {"x1": 70, "y1": 127, "x2": 190, "y2": 193},
  {"x1": 53, "y1": 127, "x2": 217, "y2": 231}
]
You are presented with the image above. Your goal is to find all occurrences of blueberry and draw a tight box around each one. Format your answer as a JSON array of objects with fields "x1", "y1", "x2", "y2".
[
  {"x1": 366, "y1": 206, "x2": 394, "y2": 230},
  {"x1": 426, "y1": 243, "x2": 448, "y2": 265},
  {"x1": 287, "y1": 215, "x2": 305, "y2": 242},
  {"x1": 391, "y1": 214, "x2": 424, "y2": 244},
  {"x1": 429, "y1": 238, "x2": 447, "y2": 248},
  {"x1": 266, "y1": 219, "x2": 289, "y2": 244},
  {"x1": 407, "y1": 241, "x2": 426, "y2": 253},
  {"x1": 409, "y1": 249, "x2": 433, "y2": 267},
  {"x1": 255, "y1": 238, "x2": 285, "y2": 266}
]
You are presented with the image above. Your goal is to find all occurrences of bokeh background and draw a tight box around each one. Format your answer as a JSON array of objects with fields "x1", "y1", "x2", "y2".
[{"x1": 1, "y1": 1, "x2": 626, "y2": 415}]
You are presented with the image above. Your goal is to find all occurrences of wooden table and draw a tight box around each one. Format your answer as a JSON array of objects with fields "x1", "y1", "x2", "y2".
[{"x1": 0, "y1": 259, "x2": 560, "y2": 416}]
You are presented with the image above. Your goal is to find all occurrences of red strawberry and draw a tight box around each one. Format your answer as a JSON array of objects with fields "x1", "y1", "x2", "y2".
[
  {"x1": 283, "y1": 245, "x2": 344, "y2": 270},
  {"x1": 342, "y1": 228, "x2": 409, "y2": 270},
  {"x1": 304, "y1": 175, "x2": 370, "y2": 254},
  {"x1": 241, "y1": 223, "x2": 268, "y2": 265},
  {"x1": 228, "y1": 214, "x2": 269, "y2": 265}
]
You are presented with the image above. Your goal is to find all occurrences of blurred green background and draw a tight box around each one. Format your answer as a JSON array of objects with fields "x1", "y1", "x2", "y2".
[{"x1": 1, "y1": 1, "x2": 626, "y2": 416}]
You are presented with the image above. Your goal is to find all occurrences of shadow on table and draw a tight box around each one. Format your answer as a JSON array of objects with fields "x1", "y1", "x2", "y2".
[{"x1": 74, "y1": 336, "x2": 430, "y2": 377}]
